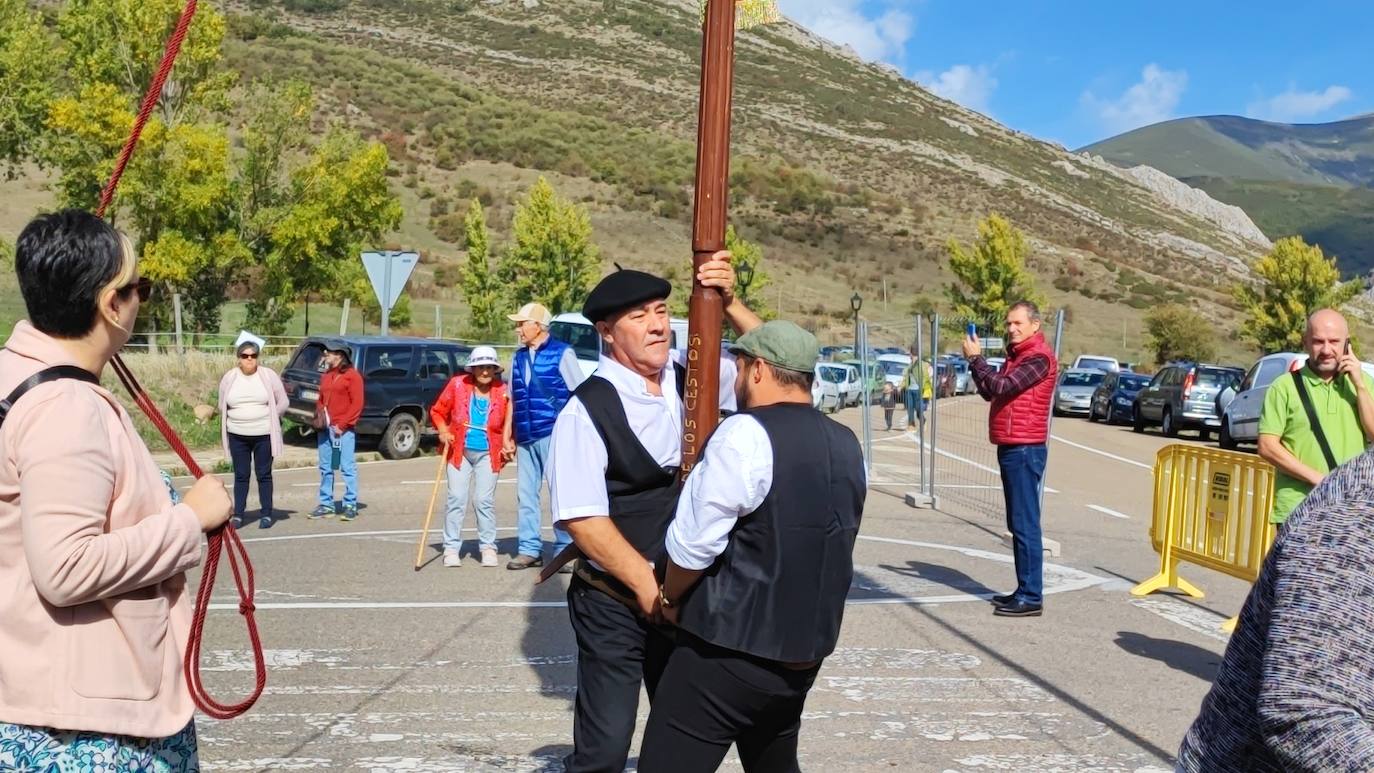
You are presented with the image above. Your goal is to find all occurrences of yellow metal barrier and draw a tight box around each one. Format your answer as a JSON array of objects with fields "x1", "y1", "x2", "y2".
[{"x1": 1131, "y1": 444, "x2": 1279, "y2": 630}]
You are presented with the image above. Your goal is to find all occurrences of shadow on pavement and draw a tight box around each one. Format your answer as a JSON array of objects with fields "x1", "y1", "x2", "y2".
[
  {"x1": 1114, "y1": 631, "x2": 1222, "y2": 684},
  {"x1": 876, "y1": 560, "x2": 999, "y2": 597}
]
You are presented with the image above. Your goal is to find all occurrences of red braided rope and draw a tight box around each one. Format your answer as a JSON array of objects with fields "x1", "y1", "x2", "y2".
[{"x1": 96, "y1": 0, "x2": 266, "y2": 720}]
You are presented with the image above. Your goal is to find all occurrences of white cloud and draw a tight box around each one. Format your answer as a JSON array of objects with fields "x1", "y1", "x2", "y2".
[
  {"x1": 1082, "y1": 64, "x2": 1189, "y2": 134},
  {"x1": 777, "y1": 0, "x2": 915, "y2": 64},
  {"x1": 1246, "y1": 85, "x2": 1353, "y2": 123},
  {"x1": 915, "y1": 64, "x2": 998, "y2": 115}
]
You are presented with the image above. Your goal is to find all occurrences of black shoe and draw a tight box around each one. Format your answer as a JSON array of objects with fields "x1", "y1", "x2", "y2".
[
  {"x1": 259, "y1": 516, "x2": 274, "y2": 529},
  {"x1": 993, "y1": 600, "x2": 1043, "y2": 617},
  {"x1": 230, "y1": 516, "x2": 244, "y2": 530},
  {"x1": 990, "y1": 593, "x2": 1016, "y2": 605}
]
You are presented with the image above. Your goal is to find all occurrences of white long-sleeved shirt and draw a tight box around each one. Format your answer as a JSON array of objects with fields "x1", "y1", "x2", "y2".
[
  {"x1": 547, "y1": 351, "x2": 736, "y2": 525},
  {"x1": 664, "y1": 414, "x2": 774, "y2": 570}
]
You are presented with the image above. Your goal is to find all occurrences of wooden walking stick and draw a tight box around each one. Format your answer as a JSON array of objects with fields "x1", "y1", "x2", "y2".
[
  {"x1": 681, "y1": 0, "x2": 781, "y2": 477},
  {"x1": 414, "y1": 442, "x2": 451, "y2": 570}
]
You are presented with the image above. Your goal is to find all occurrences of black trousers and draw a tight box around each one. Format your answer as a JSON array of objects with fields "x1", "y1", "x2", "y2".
[
  {"x1": 565, "y1": 574, "x2": 673, "y2": 773},
  {"x1": 227, "y1": 433, "x2": 273, "y2": 518},
  {"x1": 638, "y1": 635, "x2": 820, "y2": 773}
]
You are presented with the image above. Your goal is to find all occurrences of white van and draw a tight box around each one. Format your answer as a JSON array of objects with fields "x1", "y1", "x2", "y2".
[
  {"x1": 875, "y1": 353, "x2": 913, "y2": 388},
  {"x1": 1073, "y1": 355, "x2": 1120, "y2": 373},
  {"x1": 813, "y1": 362, "x2": 860, "y2": 412},
  {"x1": 549, "y1": 312, "x2": 690, "y2": 379}
]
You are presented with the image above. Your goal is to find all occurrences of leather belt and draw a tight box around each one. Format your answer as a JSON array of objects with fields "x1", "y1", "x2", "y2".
[{"x1": 573, "y1": 561, "x2": 638, "y2": 610}]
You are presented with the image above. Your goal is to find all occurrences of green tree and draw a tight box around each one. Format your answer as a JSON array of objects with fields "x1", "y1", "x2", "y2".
[
  {"x1": 1234, "y1": 236, "x2": 1363, "y2": 353},
  {"x1": 944, "y1": 213, "x2": 1043, "y2": 321},
  {"x1": 1144, "y1": 304, "x2": 1217, "y2": 365},
  {"x1": 725, "y1": 225, "x2": 775, "y2": 321},
  {"x1": 461, "y1": 199, "x2": 505, "y2": 337},
  {"x1": 501, "y1": 177, "x2": 600, "y2": 314},
  {"x1": 247, "y1": 128, "x2": 402, "y2": 334},
  {"x1": 0, "y1": 0, "x2": 59, "y2": 174}
]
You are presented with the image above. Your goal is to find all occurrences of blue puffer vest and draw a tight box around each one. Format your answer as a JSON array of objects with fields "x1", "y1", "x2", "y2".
[{"x1": 512, "y1": 337, "x2": 574, "y2": 443}]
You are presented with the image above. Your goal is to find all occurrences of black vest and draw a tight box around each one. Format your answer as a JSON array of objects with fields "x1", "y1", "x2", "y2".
[
  {"x1": 677, "y1": 403, "x2": 866, "y2": 663},
  {"x1": 573, "y1": 364, "x2": 685, "y2": 559}
]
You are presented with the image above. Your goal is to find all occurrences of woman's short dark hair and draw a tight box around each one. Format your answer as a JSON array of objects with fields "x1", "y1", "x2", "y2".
[{"x1": 15, "y1": 210, "x2": 135, "y2": 338}]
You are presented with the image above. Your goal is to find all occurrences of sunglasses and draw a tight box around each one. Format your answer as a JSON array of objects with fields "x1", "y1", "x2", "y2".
[
  {"x1": 239, "y1": 352, "x2": 259, "y2": 360},
  {"x1": 120, "y1": 277, "x2": 153, "y2": 303}
]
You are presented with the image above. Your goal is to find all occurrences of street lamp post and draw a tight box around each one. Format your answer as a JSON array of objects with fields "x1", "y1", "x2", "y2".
[
  {"x1": 736, "y1": 259, "x2": 754, "y2": 311},
  {"x1": 851, "y1": 292, "x2": 863, "y2": 356}
]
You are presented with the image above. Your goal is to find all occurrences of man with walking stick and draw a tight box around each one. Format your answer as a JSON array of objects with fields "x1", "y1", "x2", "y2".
[{"x1": 545, "y1": 262, "x2": 759, "y2": 773}]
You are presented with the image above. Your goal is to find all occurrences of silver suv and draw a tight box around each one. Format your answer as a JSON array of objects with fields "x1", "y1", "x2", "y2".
[{"x1": 1132, "y1": 362, "x2": 1245, "y2": 440}]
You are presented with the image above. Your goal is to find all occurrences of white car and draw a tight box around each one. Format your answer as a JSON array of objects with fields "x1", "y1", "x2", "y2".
[
  {"x1": 875, "y1": 353, "x2": 913, "y2": 389},
  {"x1": 1218, "y1": 352, "x2": 1374, "y2": 448},
  {"x1": 549, "y1": 312, "x2": 690, "y2": 379},
  {"x1": 1073, "y1": 354, "x2": 1120, "y2": 373},
  {"x1": 813, "y1": 362, "x2": 861, "y2": 412}
]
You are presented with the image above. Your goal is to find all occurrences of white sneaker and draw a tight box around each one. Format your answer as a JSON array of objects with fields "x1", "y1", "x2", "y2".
[
  {"x1": 443, "y1": 549, "x2": 461, "y2": 568},
  {"x1": 481, "y1": 548, "x2": 498, "y2": 567}
]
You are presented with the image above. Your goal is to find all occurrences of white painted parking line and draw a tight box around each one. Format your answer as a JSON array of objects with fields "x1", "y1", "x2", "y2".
[
  {"x1": 1050, "y1": 435, "x2": 1151, "y2": 470},
  {"x1": 1087, "y1": 504, "x2": 1130, "y2": 520},
  {"x1": 1129, "y1": 596, "x2": 1230, "y2": 643}
]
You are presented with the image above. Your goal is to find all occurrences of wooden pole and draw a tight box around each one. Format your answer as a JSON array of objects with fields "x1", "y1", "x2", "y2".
[
  {"x1": 681, "y1": 0, "x2": 737, "y2": 477},
  {"x1": 173, "y1": 293, "x2": 184, "y2": 354}
]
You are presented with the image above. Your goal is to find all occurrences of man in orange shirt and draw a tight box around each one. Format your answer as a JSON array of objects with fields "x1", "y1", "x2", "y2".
[{"x1": 313, "y1": 340, "x2": 365, "y2": 521}]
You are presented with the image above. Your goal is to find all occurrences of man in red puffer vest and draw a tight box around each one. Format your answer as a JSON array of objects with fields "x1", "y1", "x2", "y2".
[{"x1": 963, "y1": 301, "x2": 1058, "y2": 618}]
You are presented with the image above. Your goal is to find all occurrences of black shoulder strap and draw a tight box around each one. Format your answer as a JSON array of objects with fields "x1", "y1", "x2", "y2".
[
  {"x1": 1291, "y1": 370, "x2": 1339, "y2": 472},
  {"x1": 0, "y1": 366, "x2": 101, "y2": 431},
  {"x1": 674, "y1": 361, "x2": 685, "y2": 400}
]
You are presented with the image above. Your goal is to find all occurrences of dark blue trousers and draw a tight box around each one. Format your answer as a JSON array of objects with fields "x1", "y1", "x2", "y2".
[{"x1": 997, "y1": 443, "x2": 1047, "y2": 605}]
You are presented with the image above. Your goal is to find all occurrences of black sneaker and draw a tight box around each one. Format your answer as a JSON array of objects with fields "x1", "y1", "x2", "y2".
[
  {"x1": 993, "y1": 600, "x2": 1043, "y2": 617},
  {"x1": 309, "y1": 505, "x2": 335, "y2": 520},
  {"x1": 259, "y1": 516, "x2": 274, "y2": 529}
]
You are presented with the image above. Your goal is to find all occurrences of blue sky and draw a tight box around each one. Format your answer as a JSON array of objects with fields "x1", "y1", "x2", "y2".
[{"x1": 775, "y1": 1, "x2": 1374, "y2": 148}]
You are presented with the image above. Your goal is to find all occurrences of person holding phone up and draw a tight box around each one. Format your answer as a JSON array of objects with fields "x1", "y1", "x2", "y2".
[{"x1": 1256, "y1": 308, "x2": 1374, "y2": 524}]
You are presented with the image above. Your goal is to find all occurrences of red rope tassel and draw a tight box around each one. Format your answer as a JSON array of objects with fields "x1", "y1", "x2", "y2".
[{"x1": 97, "y1": 0, "x2": 266, "y2": 720}]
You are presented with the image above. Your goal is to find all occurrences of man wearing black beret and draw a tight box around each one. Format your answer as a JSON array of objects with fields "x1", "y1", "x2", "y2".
[{"x1": 547, "y1": 250, "x2": 762, "y2": 773}]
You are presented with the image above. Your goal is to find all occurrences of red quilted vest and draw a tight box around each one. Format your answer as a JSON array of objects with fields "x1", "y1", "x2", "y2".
[{"x1": 988, "y1": 332, "x2": 1057, "y2": 445}]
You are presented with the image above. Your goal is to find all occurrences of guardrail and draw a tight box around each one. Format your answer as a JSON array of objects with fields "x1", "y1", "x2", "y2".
[{"x1": 1131, "y1": 443, "x2": 1278, "y2": 631}]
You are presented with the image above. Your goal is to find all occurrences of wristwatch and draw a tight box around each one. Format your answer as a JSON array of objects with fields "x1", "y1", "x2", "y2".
[{"x1": 658, "y1": 585, "x2": 676, "y2": 609}]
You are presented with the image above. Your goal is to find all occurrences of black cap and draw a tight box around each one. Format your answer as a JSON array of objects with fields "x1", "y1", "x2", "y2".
[{"x1": 582, "y1": 269, "x2": 672, "y2": 323}]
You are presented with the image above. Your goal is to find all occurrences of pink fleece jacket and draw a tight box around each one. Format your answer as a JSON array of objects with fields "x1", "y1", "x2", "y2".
[{"x1": 0, "y1": 321, "x2": 203, "y2": 738}]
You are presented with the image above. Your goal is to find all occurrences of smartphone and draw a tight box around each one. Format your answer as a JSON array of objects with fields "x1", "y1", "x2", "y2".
[{"x1": 966, "y1": 322, "x2": 977, "y2": 339}]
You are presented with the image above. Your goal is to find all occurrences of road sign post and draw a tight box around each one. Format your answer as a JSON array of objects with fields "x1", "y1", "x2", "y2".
[{"x1": 361, "y1": 251, "x2": 420, "y2": 336}]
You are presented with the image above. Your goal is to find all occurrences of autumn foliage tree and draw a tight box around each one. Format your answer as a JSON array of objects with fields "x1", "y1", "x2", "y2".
[
  {"x1": 944, "y1": 213, "x2": 1044, "y2": 322},
  {"x1": 1234, "y1": 236, "x2": 1363, "y2": 353}
]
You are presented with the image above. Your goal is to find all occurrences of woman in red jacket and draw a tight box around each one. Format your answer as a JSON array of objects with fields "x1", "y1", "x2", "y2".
[
  {"x1": 312, "y1": 340, "x2": 365, "y2": 522},
  {"x1": 429, "y1": 346, "x2": 513, "y2": 567}
]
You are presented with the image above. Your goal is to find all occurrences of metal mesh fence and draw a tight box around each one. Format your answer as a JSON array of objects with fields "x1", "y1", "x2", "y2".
[{"x1": 852, "y1": 310, "x2": 1066, "y2": 522}]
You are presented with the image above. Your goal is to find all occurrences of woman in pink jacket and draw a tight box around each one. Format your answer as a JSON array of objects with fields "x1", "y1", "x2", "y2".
[{"x1": 0, "y1": 211, "x2": 232, "y2": 771}]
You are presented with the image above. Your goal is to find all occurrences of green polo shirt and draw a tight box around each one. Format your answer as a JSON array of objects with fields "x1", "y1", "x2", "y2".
[{"x1": 1258, "y1": 365, "x2": 1374, "y2": 522}]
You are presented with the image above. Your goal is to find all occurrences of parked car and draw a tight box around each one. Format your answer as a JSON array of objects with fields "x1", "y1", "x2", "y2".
[
  {"x1": 281, "y1": 336, "x2": 473, "y2": 459},
  {"x1": 813, "y1": 362, "x2": 861, "y2": 412},
  {"x1": 841, "y1": 358, "x2": 882, "y2": 398},
  {"x1": 550, "y1": 312, "x2": 690, "y2": 379},
  {"x1": 876, "y1": 353, "x2": 913, "y2": 389},
  {"x1": 819, "y1": 345, "x2": 848, "y2": 361},
  {"x1": 939, "y1": 355, "x2": 973, "y2": 395},
  {"x1": 985, "y1": 357, "x2": 1006, "y2": 374},
  {"x1": 1073, "y1": 354, "x2": 1120, "y2": 373},
  {"x1": 1218, "y1": 352, "x2": 1374, "y2": 448},
  {"x1": 933, "y1": 361, "x2": 957, "y2": 398},
  {"x1": 1088, "y1": 371, "x2": 1152, "y2": 424},
  {"x1": 1132, "y1": 362, "x2": 1245, "y2": 439},
  {"x1": 1053, "y1": 368, "x2": 1106, "y2": 417}
]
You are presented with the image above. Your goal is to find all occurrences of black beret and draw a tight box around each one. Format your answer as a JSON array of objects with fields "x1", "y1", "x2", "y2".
[{"x1": 582, "y1": 269, "x2": 672, "y2": 323}]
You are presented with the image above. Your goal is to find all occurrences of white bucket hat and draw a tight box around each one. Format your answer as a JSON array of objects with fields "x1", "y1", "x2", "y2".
[{"x1": 466, "y1": 346, "x2": 503, "y2": 372}]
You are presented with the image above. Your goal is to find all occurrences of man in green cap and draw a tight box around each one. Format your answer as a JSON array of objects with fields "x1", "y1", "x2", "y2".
[{"x1": 639, "y1": 320, "x2": 867, "y2": 772}]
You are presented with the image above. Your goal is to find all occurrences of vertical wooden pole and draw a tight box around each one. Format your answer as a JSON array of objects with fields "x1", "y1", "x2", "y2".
[
  {"x1": 173, "y1": 293, "x2": 184, "y2": 354},
  {"x1": 681, "y1": 0, "x2": 737, "y2": 476}
]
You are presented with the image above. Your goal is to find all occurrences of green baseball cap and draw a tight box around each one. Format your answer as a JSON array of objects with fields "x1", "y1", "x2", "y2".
[{"x1": 728, "y1": 321, "x2": 820, "y2": 374}]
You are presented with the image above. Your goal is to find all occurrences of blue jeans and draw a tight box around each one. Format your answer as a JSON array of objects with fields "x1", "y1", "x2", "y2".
[
  {"x1": 998, "y1": 444, "x2": 1047, "y2": 605},
  {"x1": 317, "y1": 428, "x2": 359, "y2": 509},
  {"x1": 516, "y1": 436, "x2": 571, "y2": 558},
  {"x1": 444, "y1": 450, "x2": 499, "y2": 553}
]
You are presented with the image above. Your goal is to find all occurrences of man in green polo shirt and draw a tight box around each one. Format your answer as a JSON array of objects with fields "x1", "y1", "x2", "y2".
[{"x1": 1258, "y1": 308, "x2": 1374, "y2": 523}]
